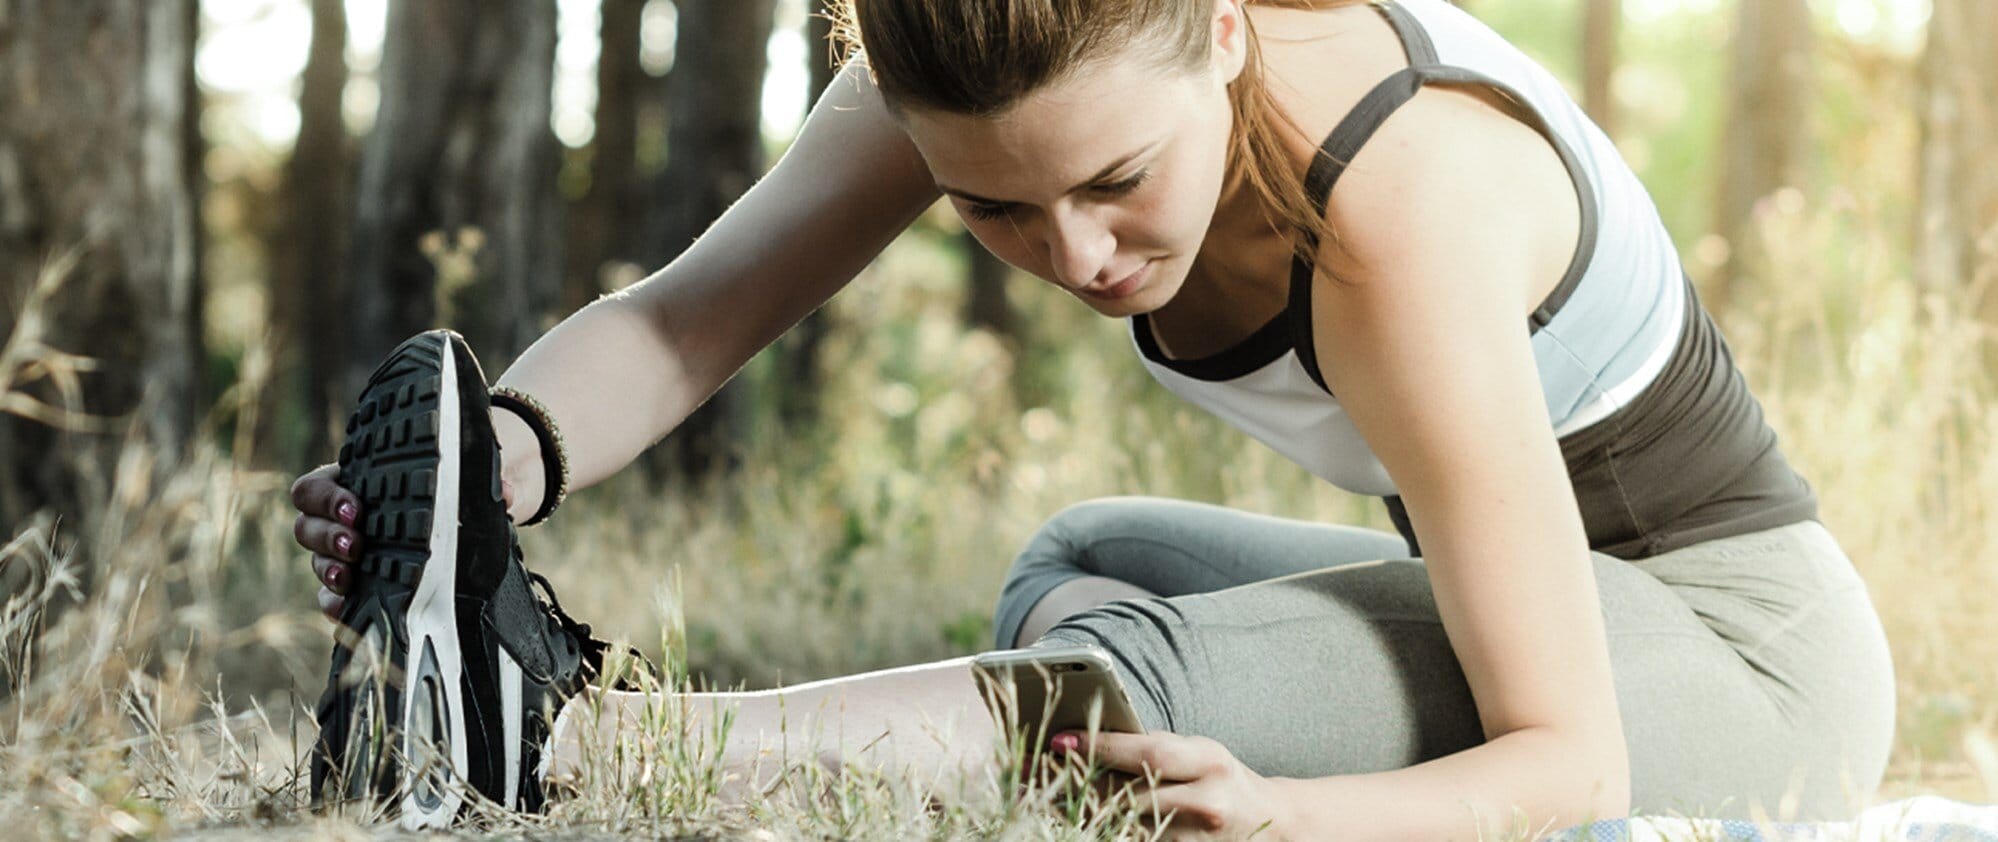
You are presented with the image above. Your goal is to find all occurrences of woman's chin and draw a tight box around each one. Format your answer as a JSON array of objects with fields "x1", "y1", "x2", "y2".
[
  {"x1": 1076, "y1": 264, "x2": 1183, "y2": 317},
  {"x1": 1078, "y1": 290, "x2": 1163, "y2": 319}
]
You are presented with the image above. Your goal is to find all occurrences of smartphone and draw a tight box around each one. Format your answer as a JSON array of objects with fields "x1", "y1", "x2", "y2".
[{"x1": 970, "y1": 644, "x2": 1147, "y2": 748}]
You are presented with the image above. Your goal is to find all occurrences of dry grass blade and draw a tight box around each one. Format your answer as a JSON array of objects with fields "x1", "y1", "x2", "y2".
[
  {"x1": 4, "y1": 51, "x2": 1998, "y2": 836},
  {"x1": 0, "y1": 247, "x2": 116, "y2": 435}
]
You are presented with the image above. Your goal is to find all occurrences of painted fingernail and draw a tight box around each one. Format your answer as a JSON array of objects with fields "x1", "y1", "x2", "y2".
[
  {"x1": 336, "y1": 500, "x2": 357, "y2": 526},
  {"x1": 334, "y1": 533, "x2": 353, "y2": 557},
  {"x1": 328, "y1": 565, "x2": 349, "y2": 590},
  {"x1": 1050, "y1": 733, "x2": 1081, "y2": 753}
]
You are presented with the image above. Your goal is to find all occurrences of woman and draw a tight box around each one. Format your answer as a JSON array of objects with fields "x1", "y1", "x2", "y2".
[{"x1": 291, "y1": 0, "x2": 1897, "y2": 836}]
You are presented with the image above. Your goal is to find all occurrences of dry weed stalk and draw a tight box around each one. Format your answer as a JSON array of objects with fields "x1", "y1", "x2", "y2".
[{"x1": 0, "y1": 248, "x2": 116, "y2": 435}]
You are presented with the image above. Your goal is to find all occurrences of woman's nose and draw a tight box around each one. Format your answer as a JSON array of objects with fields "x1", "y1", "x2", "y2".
[{"x1": 1044, "y1": 208, "x2": 1116, "y2": 290}]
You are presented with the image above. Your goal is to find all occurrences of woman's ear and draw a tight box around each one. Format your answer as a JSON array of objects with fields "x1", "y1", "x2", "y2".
[{"x1": 1211, "y1": 0, "x2": 1250, "y2": 84}]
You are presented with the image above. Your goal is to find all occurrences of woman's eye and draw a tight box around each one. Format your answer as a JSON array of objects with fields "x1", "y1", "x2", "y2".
[
  {"x1": 1093, "y1": 170, "x2": 1151, "y2": 198},
  {"x1": 964, "y1": 201, "x2": 1010, "y2": 222}
]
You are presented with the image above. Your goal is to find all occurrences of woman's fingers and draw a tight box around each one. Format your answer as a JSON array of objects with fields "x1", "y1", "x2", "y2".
[
  {"x1": 292, "y1": 463, "x2": 361, "y2": 622},
  {"x1": 1125, "y1": 781, "x2": 1228, "y2": 836},
  {"x1": 1071, "y1": 731, "x2": 1215, "y2": 782},
  {"x1": 314, "y1": 553, "x2": 351, "y2": 619},
  {"x1": 295, "y1": 511, "x2": 361, "y2": 561},
  {"x1": 318, "y1": 585, "x2": 345, "y2": 620},
  {"x1": 289, "y1": 463, "x2": 359, "y2": 525},
  {"x1": 312, "y1": 554, "x2": 352, "y2": 593}
]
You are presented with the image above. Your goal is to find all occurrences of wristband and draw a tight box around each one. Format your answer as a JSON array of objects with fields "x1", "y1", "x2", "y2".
[{"x1": 488, "y1": 386, "x2": 569, "y2": 526}]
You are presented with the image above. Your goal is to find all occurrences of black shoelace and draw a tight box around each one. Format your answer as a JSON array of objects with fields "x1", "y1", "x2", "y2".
[{"x1": 525, "y1": 568, "x2": 654, "y2": 690}]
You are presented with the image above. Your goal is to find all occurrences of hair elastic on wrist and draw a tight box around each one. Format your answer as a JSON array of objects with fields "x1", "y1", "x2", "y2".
[{"x1": 488, "y1": 385, "x2": 569, "y2": 526}]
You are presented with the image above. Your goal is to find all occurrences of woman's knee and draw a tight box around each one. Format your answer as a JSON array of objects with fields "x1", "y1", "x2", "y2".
[
  {"x1": 1007, "y1": 498, "x2": 1140, "y2": 574},
  {"x1": 990, "y1": 497, "x2": 1172, "y2": 647},
  {"x1": 1036, "y1": 572, "x2": 1484, "y2": 779}
]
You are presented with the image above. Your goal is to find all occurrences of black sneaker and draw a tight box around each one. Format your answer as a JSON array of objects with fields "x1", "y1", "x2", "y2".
[{"x1": 309, "y1": 329, "x2": 610, "y2": 827}]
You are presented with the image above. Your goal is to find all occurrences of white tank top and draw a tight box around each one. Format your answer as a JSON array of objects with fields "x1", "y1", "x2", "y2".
[{"x1": 1130, "y1": 0, "x2": 1685, "y2": 499}]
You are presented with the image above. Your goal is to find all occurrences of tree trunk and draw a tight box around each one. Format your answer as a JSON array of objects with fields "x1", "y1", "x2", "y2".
[
  {"x1": 566, "y1": 0, "x2": 647, "y2": 315},
  {"x1": 0, "y1": 0, "x2": 202, "y2": 544},
  {"x1": 776, "y1": 0, "x2": 840, "y2": 426},
  {"x1": 964, "y1": 235, "x2": 1014, "y2": 338},
  {"x1": 345, "y1": 0, "x2": 563, "y2": 401},
  {"x1": 182, "y1": 0, "x2": 209, "y2": 421},
  {"x1": 647, "y1": 0, "x2": 776, "y2": 275},
  {"x1": 277, "y1": 0, "x2": 353, "y2": 463},
  {"x1": 807, "y1": 0, "x2": 840, "y2": 101},
  {"x1": 1915, "y1": 0, "x2": 1998, "y2": 312},
  {"x1": 1711, "y1": 0, "x2": 1813, "y2": 310},
  {"x1": 644, "y1": 0, "x2": 777, "y2": 477},
  {"x1": 1581, "y1": 0, "x2": 1620, "y2": 138}
]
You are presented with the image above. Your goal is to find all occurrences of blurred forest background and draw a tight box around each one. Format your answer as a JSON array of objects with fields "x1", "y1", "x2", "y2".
[{"x1": 2, "y1": 0, "x2": 1997, "y2": 835}]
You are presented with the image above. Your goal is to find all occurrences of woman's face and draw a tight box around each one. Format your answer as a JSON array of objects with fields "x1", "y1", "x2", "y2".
[{"x1": 899, "y1": 19, "x2": 1248, "y2": 319}]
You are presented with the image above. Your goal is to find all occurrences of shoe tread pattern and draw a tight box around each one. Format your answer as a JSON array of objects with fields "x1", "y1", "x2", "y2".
[
  {"x1": 314, "y1": 331, "x2": 454, "y2": 808},
  {"x1": 338, "y1": 335, "x2": 446, "y2": 592}
]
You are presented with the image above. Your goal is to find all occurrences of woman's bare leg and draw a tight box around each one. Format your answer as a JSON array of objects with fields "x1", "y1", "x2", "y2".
[{"x1": 544, "y1": 656, "x2": 1002, "y2": 800}]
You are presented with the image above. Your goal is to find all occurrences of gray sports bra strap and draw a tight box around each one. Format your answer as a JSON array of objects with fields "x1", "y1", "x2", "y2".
[
  {"x1": 1296, "y1": 1, "x2": 1438, "y2": 229},
  {"x1": 1298, "y1": 67, "x2": 1429, "y2": 226},
  {"x1": 1377, "y1": 0, "x2": 1439, "y2": 66},
  {"x1": 1286, "y1": 66, "x2": 1602, "y2": 393},
  {"x1": 1286, "y1": 64, "x2": 1431, "y2": 394}
]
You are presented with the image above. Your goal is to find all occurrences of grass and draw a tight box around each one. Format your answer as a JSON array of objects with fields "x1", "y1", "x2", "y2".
[
  {"x1": 4, "y1": 58, "x2": 1997, "y2": 842},
  {"x1": 1, "y1": 197, "x2": 1995, "y2": 840}
]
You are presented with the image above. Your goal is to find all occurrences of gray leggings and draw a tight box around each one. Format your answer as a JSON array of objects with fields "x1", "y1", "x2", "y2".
[{"x1": 994, "y1": 497, "x2": 1896, "y2": 820}]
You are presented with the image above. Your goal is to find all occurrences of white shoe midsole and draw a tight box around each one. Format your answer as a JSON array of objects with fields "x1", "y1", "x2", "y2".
[
  {"x1": 499, "y1": 648, "x2": 522, "y2": 808},
  {"x1": 401, "y1": 339, "x2": 470, "y2": 830}
]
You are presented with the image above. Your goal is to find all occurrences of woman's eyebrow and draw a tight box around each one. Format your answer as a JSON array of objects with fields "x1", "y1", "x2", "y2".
[{"x1": 937, "y1": 140, "x2": 1161, "y2": 205}]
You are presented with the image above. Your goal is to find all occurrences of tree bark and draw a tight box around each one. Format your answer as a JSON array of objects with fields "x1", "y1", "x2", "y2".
[
  {"x1": 1711, "y1": 0, "x2": 1813, "y2": 309},
  {"x1": 182, "y1": 0, "x2": 209, "y2": 420},
  {"x1": 566, "y1": 0, "x2": 647, "y2": 315},
  {"x1": 645, "y1": 0, "x2": 777, "y2": 477},
  {"x1": 807, "y1": 0, "x2": 840, "y2": 100},
  {"x1": 1581, "y1": 0, "x2": 1620, "y2": 138},
  {"x1": 1915, "y1": 0, "x2": 1998, "y2": 307},
  {"x1": 776, "y1": 0, "x2": 840, "y2": 426},
  {"x1": 964, "y1": 234, "x2": 1014, "y2": 338},
  {"x1": 0, "y1": 0, "x2": 202, "y2": 543},
  {"x1": 277, "y1": 0, "x2": 353, "y2": 463},
  {"x1": 345, "y1": 0, "x2": 563, "y2": 400},
  {"x1": 648, "y1": 0, "x2": 776, "y2": 270}
]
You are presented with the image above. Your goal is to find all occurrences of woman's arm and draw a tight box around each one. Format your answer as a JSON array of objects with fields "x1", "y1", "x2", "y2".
[
  {"x1": 491, "y1": 62, "x2": 941, "y2": 520},
  {"x1": 1282, "y1": 86, "x2": 1627, "y2": 839}
]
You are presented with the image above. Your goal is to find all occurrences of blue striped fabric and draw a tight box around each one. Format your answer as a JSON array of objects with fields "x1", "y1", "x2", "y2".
[
  {"x1": 1544, "y1": 797, "x2": 1998, "y2": 842},
  {"x1": 1550, "y1": 820, "x2": 1998, "y2": 841}
]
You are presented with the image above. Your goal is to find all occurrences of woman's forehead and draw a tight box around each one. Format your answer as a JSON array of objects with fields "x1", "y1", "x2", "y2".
[{"x1": 904, "y1": 66, "x2": 1192, "y2": 200}]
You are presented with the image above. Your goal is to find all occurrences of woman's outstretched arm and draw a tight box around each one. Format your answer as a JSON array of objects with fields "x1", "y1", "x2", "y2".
[
  {"x1": 488, "y1": 61, "x2": 941, "y2": 519},
  {"x1": 297, "y1": 63, "x2": 939, "y2": 616}
]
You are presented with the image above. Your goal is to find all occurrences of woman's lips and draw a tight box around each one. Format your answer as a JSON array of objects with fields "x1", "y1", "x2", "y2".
[{"x1": 1081, "y1": 261, "x2": 1152, "y2": 301}]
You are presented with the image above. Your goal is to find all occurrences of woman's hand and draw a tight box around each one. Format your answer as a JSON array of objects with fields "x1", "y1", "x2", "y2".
[
  {"x1": 290, "y1": 464, "x2": 362, "y2": 620},
  {"x1": 290, "y1": 463, "x2": 513, "y2": 621},
  {"x1": 1064, "y1": 731, "x2": 1296, "y2": 840}
]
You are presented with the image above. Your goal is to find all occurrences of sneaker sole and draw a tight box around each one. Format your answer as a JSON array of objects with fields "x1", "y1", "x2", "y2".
[
  {"x1": 400, "y1": 335, "x2": 468, "y2": 827},
  {"x1": 338, "y1": 332, "x2": 471, "y2": 828}
]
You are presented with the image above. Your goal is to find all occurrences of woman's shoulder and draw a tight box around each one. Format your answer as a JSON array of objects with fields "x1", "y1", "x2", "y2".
[
  {"x1": 1328, "y1": 89, "x2": 1571, "y2": 247},
  {"x1": 1304, "y1": 88, "x2": 1581, "y2": 322},
  {"x1": 1249, "y1": 3, "x2": 1408, "y2": 164},
  {"x1": 1252, "y1": 5, "x2": 1561, "y2": 211},
  {"x1": 1245, "y1": 3, "x2": 1580, "y2": 299}
]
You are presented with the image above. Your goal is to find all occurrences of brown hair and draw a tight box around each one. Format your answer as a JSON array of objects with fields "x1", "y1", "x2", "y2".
[{"x1": 830, "y1": 0, "x2": 1360, "y2": 260}]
